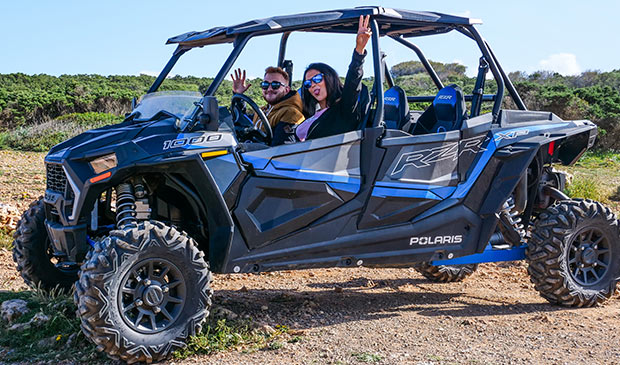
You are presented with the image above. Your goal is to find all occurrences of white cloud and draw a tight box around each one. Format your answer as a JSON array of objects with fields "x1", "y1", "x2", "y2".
[
  {"x1": 538, "y1": 53, "x2": 581, "y2": 76},
  {"x1": 138, "y1": 70, "x2": 159, "y2": 77}
]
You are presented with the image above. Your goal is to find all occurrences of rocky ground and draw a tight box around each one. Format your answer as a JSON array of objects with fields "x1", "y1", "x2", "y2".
[{"x1": 1, "y1": 150, "x2": 619, "y2": 364}]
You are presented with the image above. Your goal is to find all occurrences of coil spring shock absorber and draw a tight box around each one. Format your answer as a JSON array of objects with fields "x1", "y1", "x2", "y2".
[
  {"x1": 497, "y1": 197, "x2": 526, "y2": 246},
  {"x1": 115, "y1": 183, "x2": 137, "y2": 228}
]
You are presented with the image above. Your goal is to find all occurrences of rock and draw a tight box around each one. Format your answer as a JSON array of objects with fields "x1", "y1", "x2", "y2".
[
  {"x1": 261, "y1": 305, "x2": 269, "y2": 311},
  {"x1": 253, "y1": 322, "x2": 276, "y2": 335},
  {"x1": 30, "y1": 312, "x2": 50, "y2": 326},
  {"x1": 0, "y1": 203, "x2": 20, "y2": 230},
  {"x1": 64, "y1": 333, "x2": 78, "y2": 348},
  {"x1": 211, "y1": 306, "x2": 239, "y2": 321},
  {"x1": 37, "y1": 335, "x2": 58, "y2": 349},
  {"x1": 1, "y1": 299, "x2": 30, "y2": 323},
  {"x1": 289, "y1": 329, "x2": 306, "y2": 336},
  {"x1": 530, "y1": 314, "x2": 553, "y2": 323},
  {"x1": 8, "y1": 311, "x2": 50, "y2": 332},
  {"x1": 304, "y1": 300, "x2": 319, "y2": 309},
  {"x1": 8, "y1": 322, "x2": 31, "y2": 331}
]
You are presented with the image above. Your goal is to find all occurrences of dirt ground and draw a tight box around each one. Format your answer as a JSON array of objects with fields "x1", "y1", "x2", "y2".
[{"x1": 1, "y1": 150, "x2": 619, "y2": 365}]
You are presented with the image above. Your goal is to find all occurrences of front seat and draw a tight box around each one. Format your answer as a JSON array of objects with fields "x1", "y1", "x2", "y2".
[
  {"x1": 411, "y1": 84, "x2": 467, "y2": 135},
  {"x1": 383, "y1": 85, "x2": 409, "y2": 130}
]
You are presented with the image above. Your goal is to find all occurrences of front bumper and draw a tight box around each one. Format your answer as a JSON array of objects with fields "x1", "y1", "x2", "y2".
[{"x1": 45, "y1": 220, "x2": 87, "y2": 262}]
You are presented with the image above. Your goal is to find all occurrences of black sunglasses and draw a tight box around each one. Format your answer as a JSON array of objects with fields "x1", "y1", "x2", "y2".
[
  {"x1": 260, "y1": 81, "x2": 283, "y2": 90},
  {"x1": 303, "y1": 73, "x2": 324, "y2": 89}
]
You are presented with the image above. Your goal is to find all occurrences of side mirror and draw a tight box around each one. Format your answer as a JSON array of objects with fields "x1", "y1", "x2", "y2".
[{"x1": 198, "y1": 96, "x2": 219, "y2": 131}]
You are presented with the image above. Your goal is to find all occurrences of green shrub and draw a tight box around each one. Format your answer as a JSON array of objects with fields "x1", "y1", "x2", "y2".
[
  {"x1": 565, "y1": 175, "x2": 604, "y2": 201},
  {"x1": 0, "y1": 112, "x2": 122, "y2": 152}
]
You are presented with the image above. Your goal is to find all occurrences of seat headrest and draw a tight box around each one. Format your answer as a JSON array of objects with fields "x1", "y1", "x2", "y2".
[{"x1": 432, "y1": 84, "x2": 466, "y2": 133}]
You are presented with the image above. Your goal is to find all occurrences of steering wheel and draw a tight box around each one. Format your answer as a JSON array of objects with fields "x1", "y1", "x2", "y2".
[{"x1": 230, "y1": 93, "x2": 273, "y2": 144}]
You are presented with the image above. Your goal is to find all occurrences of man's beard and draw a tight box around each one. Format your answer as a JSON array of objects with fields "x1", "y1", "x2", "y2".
[{"x1": 265, "y1": 91, "x2": 286, "y2": 105}]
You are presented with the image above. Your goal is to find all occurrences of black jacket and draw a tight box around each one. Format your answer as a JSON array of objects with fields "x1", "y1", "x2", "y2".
[{"x1": 305, "y1": 50, "x2": 368, "y2": 140}]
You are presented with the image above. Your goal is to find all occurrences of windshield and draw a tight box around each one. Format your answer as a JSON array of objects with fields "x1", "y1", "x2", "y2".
[{"x1": 130, "y1": 91, "x2": 201, "y2": 122}]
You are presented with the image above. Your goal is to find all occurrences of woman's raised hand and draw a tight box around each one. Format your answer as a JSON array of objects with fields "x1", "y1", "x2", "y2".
[
  {"x1": 231, "y1": 68, "x2": 251, "y2": 94},
  {"x1": 355, "y1": 15, "x2": 372, "y2": 55}
]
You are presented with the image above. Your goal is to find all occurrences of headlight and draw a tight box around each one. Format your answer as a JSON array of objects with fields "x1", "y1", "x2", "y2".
[{"x1": 89, "y1": 153, "x2": 117, "y2": 174}]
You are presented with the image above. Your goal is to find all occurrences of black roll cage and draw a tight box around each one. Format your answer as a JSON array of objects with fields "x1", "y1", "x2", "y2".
[{"x1": 149, "y1": 18, "x2": 527, "y2": 126}]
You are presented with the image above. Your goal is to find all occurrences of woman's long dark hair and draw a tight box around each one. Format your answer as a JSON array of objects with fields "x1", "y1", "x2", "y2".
[{"x1": 302, "y1": 63, "x2": 343, "y2": 117}]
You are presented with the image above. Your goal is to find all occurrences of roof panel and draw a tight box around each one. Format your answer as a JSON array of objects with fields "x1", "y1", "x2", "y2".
[{"x1": 166, "y1": 6, "x2": 480, "y2": 47}]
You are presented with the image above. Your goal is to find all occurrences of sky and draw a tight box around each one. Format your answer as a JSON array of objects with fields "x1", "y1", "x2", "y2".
[{"x1": 1, "y1": 1, "x2": 618, "y2": 82}]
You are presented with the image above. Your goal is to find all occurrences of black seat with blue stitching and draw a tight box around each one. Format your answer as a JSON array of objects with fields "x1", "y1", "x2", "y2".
[
  {"x1": 383, "y1": 85, "x2": 409, "y2": 130},
  {"x1": 411, "y1": 84, "x2": 467, "y2": 135}
]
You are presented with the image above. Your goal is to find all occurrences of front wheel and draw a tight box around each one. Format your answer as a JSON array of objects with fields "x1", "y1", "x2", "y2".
[
  {"x1": 526, "y1": 199, "x2": 620, "y2": 307},
  {"x1": 74, "y1": 221, "x2": 212, "y2": 363},
  {"x1": 12, "y1": 197, "x2": 78, "y2": 291}
]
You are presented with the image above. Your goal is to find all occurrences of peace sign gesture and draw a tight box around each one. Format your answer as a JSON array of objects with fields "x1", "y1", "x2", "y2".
[{"x1": 355, "y1": 15, "x2": 372, "y2": 55}]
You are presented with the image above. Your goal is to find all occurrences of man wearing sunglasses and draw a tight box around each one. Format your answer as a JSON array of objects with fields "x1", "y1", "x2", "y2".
[{"x1": 231, "y1": 66, "x2": 304, "y2": 146}]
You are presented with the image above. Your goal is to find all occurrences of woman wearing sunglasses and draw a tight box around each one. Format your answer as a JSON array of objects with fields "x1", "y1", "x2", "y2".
[{"x1": 296, "y1": 15, "x2": 372, "y2": 142}]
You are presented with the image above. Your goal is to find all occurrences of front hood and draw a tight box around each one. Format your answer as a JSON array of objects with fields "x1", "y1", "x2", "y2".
[
  {"x1": 46, "y1": 119, "x2": 162, "y2": 163},
  {"x1": 45, "y1": 116, "x2": 237, "y2": 168}
]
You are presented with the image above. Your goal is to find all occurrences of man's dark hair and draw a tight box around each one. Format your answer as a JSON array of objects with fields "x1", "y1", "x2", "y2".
[
  {"x1": 264, "y1": 66, "x2": 289, "y2": 83},
  {"x1": 302, "y1": 62, "x2": 343, "y2": 117}
]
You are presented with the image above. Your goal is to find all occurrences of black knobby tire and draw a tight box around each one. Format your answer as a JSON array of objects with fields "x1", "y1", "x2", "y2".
[
  {"x1": 415, "y1": 262, "x2": 478, "y2": 283},
  {"x1": 526, "y1": 199, "x2": 620, "y2": 307},
  {"x1": 12, "y1": 197, "x2": 78, "y2": 291},
  {"x1": 74, "y1": 221, "x2": 213, "y2": 364}
]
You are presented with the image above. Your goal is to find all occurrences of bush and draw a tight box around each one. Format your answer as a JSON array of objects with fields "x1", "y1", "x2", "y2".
[
  {"x1": 1, "y1": 68, "x2": 619, "y2": 151},
  {"x1": 0, "y1": 112, "x2": 122, "y2": 152},
  {"x1": 565, "y1": 175, "x2": 604, "y2": 201}
]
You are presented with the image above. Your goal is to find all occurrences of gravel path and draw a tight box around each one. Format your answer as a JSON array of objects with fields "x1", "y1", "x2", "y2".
[{"x1": 178, "y1": 263, "x2": 620, "y2": 365}]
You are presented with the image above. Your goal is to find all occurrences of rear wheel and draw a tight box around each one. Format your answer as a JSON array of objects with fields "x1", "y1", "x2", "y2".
[
  {"x1": 75, "y1": 221, "x2": 212, "y2": 363},
  {"x1": 526, "y1": 199, "x2": 620, "y2": 307},
  {"x1": 415, "y1": 263, "x2": 478, "y2": 283},
  {"x1": 12, "y1": 197, "x2": 78, "y2": 291}
]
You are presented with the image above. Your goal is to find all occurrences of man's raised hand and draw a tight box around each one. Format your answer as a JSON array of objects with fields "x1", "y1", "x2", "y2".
[{"x1": 231, "y1": 68, "x2": 251, "y2": 94}]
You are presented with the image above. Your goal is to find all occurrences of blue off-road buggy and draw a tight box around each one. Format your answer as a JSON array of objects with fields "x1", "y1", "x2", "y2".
[{"x1": 12, "y1": 6, "x2": 619, "y2": 363}]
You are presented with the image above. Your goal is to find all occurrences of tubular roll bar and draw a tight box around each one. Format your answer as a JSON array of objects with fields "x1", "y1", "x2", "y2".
[
  {"x1": 148, "y1": 17, "x2": 527, "y2": 127},
  {"x1": 370, "y1": 18, "x2": 384, "y2": 128},
  {"x1": 148, "y1": 46, "x2": 190, "y2": 94},
  {"x1": 389, "y1": 36, "x2": 444, "y2": 90},
  {"x1": 485, "y1": 41, "x2": 527, "y2": 110},
  {"x1": 408, "y1": 94, "x2": 496, "y2": 103},
  {"x1": 205, "y1": 35, "x2": 251, "y2": 96},
  {"x1": 457, "y1": 25, "x2": 504, "y2": 120},
  {"x1": 277, "y1": 32, "x2": 291, "y2": 68}
]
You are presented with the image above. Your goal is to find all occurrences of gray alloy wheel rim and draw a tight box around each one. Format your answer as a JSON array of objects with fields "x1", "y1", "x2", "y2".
[
  {"x1": 118, "y1": 258, "x2": 187, "y2": 334},
  {"x1": 567, "y1": 227, "x2": 611, "y2": 287}
]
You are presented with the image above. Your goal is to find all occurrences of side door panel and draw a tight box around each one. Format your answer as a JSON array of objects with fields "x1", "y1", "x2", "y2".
[
  {"x1": 235, "y1": 131, "x2": 362, "y2": 248},
  {"x1": 359, "y1": 130, "x2": 460, "y2": 229}
]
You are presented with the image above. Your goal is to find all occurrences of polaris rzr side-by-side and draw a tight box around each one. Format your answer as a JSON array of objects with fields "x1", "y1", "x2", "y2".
[{"x1": 12, "y1": 7, "x2": 618, "y2": 363}]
